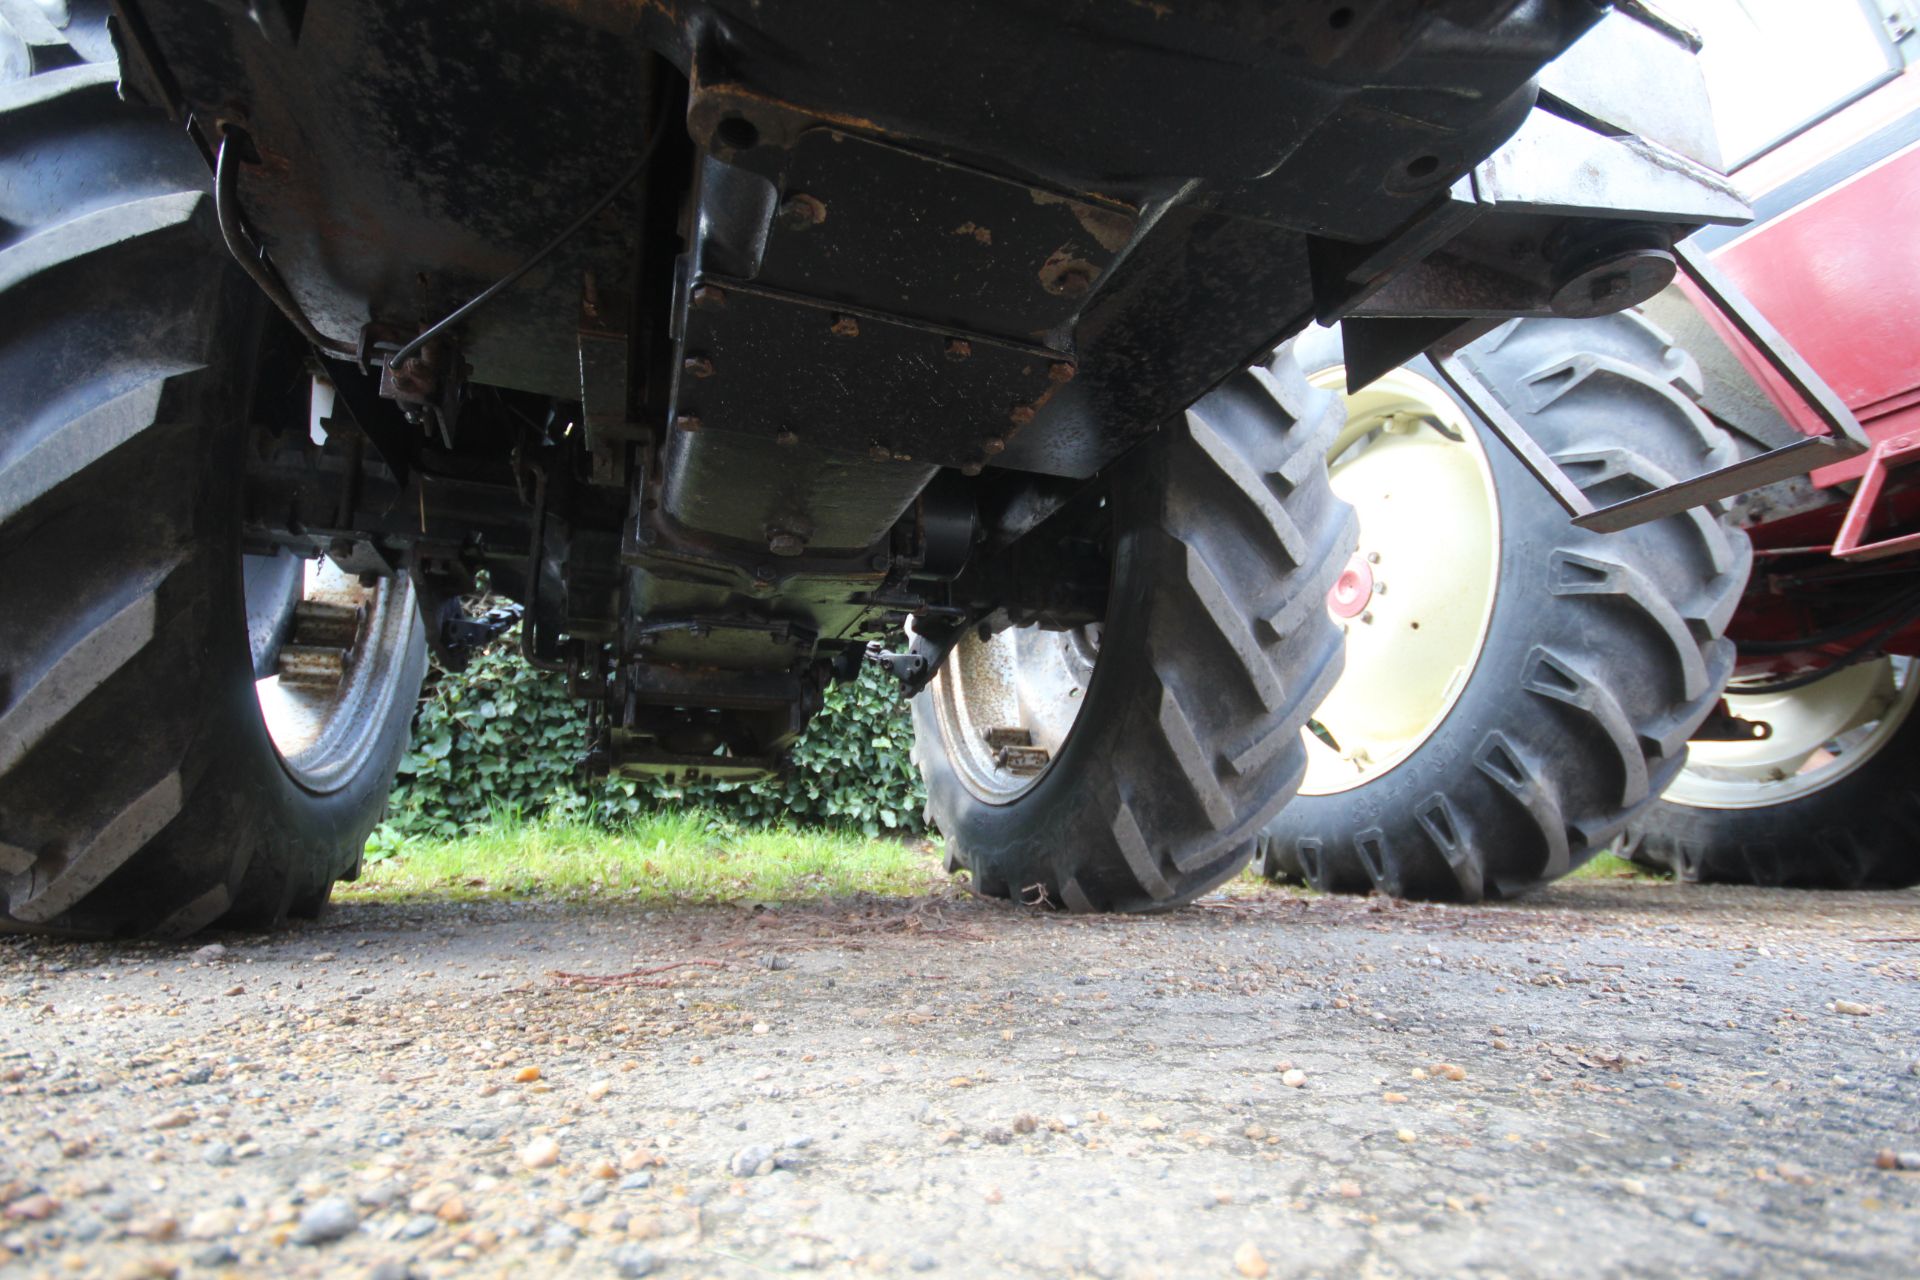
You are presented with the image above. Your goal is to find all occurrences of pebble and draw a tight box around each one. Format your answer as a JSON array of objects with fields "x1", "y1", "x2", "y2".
[
  {"x1": 1234, "y1": 1241, "x2": 1270, "y2": 1278},
  {"x1": 516, "y1": 1066, "x2": 542, "y2": 1082},
  {"x1": 183, "y1": 1208, "x2": 235, "y2": 1240},
  {"x1": 1833, "y1": 1000, "x2": 1874, "y2": 1017},
  {"x1": 1281, "y1": 1069, "x2": 1307, "y2": 1089},
  {"x1": 399, "y1": 1214, "x2": 438, "y2": 1240},
  {"x1": 193, "y1": 1243, "x2": 238, "y2": 1267},
  {"x1": 203, "y1": 1143, "x2": 235, "y2": 1168},
  {"x1": 1431, "y1": 1063, "x2": 1467, "y2": 1082},
  {"x1": 1396, "y1": 1129, "x2": 1417, "y2": 1144},
  {"x1": 729, "y1": 1145, "x2": 776, "y2": 1177},
  {"x1": 611, "y1": 1243, "x2": 658, "y2": 1277},
  {"x1": 293, "y1": 1196, "x2": 359, "y2": 1246},
  {"x1": 192, "y1": 944, "x2": 228, "y2": 962},
  {"x1": 521, "y1": 1136, "x2": 561, "y2": 1169},
  {"x1": 618, "y1": 1172, "x2": 653, "y2": 1191},
  {"x1": 5, "y1": 1193, "x2": 58, "y2": 1221},
  {"x1": 909, "y1": 1252, "x2": 939, "y2": 1272}
]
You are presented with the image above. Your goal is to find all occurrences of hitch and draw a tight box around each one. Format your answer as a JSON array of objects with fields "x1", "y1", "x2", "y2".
[{"x1": 865, "y1": 641, "x2": 931, "y2": 692}]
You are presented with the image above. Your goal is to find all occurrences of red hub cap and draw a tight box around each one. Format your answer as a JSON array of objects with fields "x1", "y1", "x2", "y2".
[{"x1": 1327, "y1": 555, "x2": 1373, "y2": 619}]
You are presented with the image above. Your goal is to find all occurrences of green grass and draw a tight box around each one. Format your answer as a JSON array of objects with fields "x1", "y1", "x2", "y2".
[
  {"x1": 1570, "y1": 851, "x2": 1669, "y2": 882},
  {"x1": 343, "y1": 808, "x2": 948, "y2": 905}
]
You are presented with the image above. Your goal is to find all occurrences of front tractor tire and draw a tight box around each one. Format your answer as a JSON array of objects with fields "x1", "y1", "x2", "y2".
[
  {"x1": 911, "y1": 356, "x2": 1356, "y2": 913},
  {"x1": 1254, "y1": 313, "x2": 1753, "y2": 901},
  {"x1": 0, "y1": 36, "x2": 425, "y2": 936}
]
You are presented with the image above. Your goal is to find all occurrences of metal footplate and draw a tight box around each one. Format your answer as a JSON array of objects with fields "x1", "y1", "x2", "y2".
[{"x1": 1431, "y1": 241, "x2": 1870, "y2": 534}]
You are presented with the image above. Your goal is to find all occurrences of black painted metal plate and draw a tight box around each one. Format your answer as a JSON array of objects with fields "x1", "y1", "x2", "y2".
[
  {"x1": 675, "y1": 278, "x2": 1065, "y2": 470},
  {"x1": 754, "y1": 129, "x2": 1135, "y2": 343}
]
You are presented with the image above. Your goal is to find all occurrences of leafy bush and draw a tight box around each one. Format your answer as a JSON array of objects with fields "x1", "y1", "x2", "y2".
[{"x1": 374, "y1": 628, "x2": 926, "y2": 851}]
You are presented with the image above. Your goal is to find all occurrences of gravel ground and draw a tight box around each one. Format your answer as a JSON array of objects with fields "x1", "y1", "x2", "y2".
[{"x1": 3, "y1": 878, "x2": 1918, "y2": 1279}]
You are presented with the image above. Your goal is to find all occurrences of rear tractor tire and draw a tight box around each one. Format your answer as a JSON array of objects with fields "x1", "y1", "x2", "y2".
[
  {"x1": 0, "y1": 21, "x2": 426, "y2": 936},
  {"x1": 1253, "y1": 313, "x2": 1753, "y2": 901},
  {"x1": 910, "y1": 352, "x2": 1357, "y2": 912},
  {"x1": 1622, "y1": 658, "x2": 1920, "y2": 889}
]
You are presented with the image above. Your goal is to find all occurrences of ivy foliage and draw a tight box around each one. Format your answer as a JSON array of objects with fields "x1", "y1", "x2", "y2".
[{"x1": 376, "y1": 628, "x2": 926, "y2": 847}]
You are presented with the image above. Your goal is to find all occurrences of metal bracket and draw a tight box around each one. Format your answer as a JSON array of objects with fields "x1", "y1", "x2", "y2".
[
  {"x1": 1431, "y1": 241, "x2": 1871, "y2": 534},
  {"x1": 1833, "y1": 433, "x2": 1920, "y2": 560}
]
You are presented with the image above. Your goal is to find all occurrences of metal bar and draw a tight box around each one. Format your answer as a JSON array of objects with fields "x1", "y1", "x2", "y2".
[
  {"x1": 1672, "y1": 240, "x2": 1871, "y2": 452},
  {"x1": 1430, "y1": 349, "x2": 1595, "y2": 519},
  {"x1": 1832, "y1": 433, "x2": 1920, "y2": 560},
  {"x1": 1572, "y1": 435, "x2": 1854, "y2": 532}
]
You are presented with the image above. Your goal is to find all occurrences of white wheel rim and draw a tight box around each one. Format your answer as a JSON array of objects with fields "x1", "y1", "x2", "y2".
[
  {"x1": 930, "y1": 623, "x2": 1098, "y2": 803},
  {"x1": 253, "y1": 559, "x2": 417, "y2": 792},
  {"x1": 1299, "y1": 365, "x2": 1502, "y2": 796},
  {"x1": 1665, "y1": 657, "x2": 1918, "y2": 809},
  {"x1": 247, "y1": 377, "x2": 418, "y2": 793}
]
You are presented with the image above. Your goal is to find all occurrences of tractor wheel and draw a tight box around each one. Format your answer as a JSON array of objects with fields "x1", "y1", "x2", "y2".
[
  {"x1": 0, "y1": 20, "x2": 426, "y2": 936},
  {"x1": 1252, "y1": 313, "x2": 1752, "y2": 900},
  {"x1": 911, "y1": 354, "x2": 1355, "y2": 912},
  {"x1": 1621, "y1": 658, "x2": 1920, "y2": 889}
]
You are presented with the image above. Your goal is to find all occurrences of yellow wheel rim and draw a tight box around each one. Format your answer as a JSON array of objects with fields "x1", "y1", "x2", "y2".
[{"x1": 1300, "y1": 364, "x2": 1501, "y2": 796}]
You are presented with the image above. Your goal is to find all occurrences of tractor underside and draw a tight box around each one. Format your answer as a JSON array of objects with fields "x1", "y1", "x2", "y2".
[{"x1": 106, "y1": 0, "x2": 1751, "y2": 779}]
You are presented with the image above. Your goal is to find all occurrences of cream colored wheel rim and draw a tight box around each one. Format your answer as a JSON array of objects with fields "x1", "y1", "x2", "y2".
[
  {"x1": 1665, "y1": 657, "x2": 1918, "y2": 809},
  {"x1": 930, "y1": 623, "x2": 1099, "y2": 803},
  {"x1": 1299, "y1": 365, "x2": 1501, "y2": 796}
]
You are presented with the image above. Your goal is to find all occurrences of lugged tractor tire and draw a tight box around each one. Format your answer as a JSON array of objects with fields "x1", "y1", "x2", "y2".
[
  {"x1": 1621, "y1": 660, "x2": 1920, "y2": 890},
  {"x1": 0, "y1": 26, "x2": 426, "y2": 936},
  {"x1": 1254, "y1": 313, "x2": 1753, "y2": 901},
  {"x1": 910, "y1": 352, "x2": 1356, "y2": 913}
]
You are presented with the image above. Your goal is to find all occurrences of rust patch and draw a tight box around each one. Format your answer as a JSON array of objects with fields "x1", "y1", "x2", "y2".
[
  {"x1": 952, "y1": 221, "x2": 993, "y2": 246},
  {"x1": 1039, "y1": 245, "x2": 1100, "y2": 298}
]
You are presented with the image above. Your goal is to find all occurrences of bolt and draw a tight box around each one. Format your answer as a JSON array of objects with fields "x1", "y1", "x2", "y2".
[
  {"x1": 1366, "y1": 551, "x2": 1380, "y2": 564},
  {"x1": 945, "y1": 339, "x2": 972, "y2": 361},
  {"x1": 1589, "y1": 272, "x2": 1633, "y2": 304},
  {"x1": 682, "y1": 355, "x2": 715, "y2": 379},
  {"x1": 776, "y1": 192, "x2": 827, "y2": 230},
  {"x1": 960, "y1": 462, "x2": 983, "y2": 476},
  {"x1": 869, "y1": 442, "x2": 894, "y2": 461},
  {"x1": 871, "y1": 553, "x2": 891, "y2": 571},
  {"x1": 689, "y1": 284, "x2": 726, "y2": 310},
  {"x1": 1008, "y1": 406, "x2": 1036, "y2": 426},
  {"x1": 675, "y1": 413, "x2": 703, "y2": 433},
  {"x1": 775, "y1": 428, "x2": 799, "y2": 446},
  {"x1": 981, "y1": 436, "x2": 1007, "y2": 455},
  {"x1": 768, "y1": 530, "x2": 807, "y2": 557},
  {"x1": 830, "y1": 314, "x2": 860, "y2": 338},
  {"x1": 1374, "y1": 581, "x2": 1387, "y2": 595},
  {"x1": 1360, "y1": 611, "x2": 1374, "y2": 625},
  {"x1": 1049, "y1": 362, "x2": 1076, "y2": 383}
]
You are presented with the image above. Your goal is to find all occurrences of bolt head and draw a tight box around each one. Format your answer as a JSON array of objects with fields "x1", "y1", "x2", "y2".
[
  {"x1": 682, "y1": 355, "x2": 715, "y2": 379},
  {"x1": 689, "y1": 284, "x2": 727, "y2": 311},
  {"x1": 675, "y1": 413, "x2": 703, "y2": 433},
  {"x1": 981, "y1": 436, "x2": 1007, "y2": 455},
  {"x1": 768, "y1": 531, "x2": 807, "y2": 557}
]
